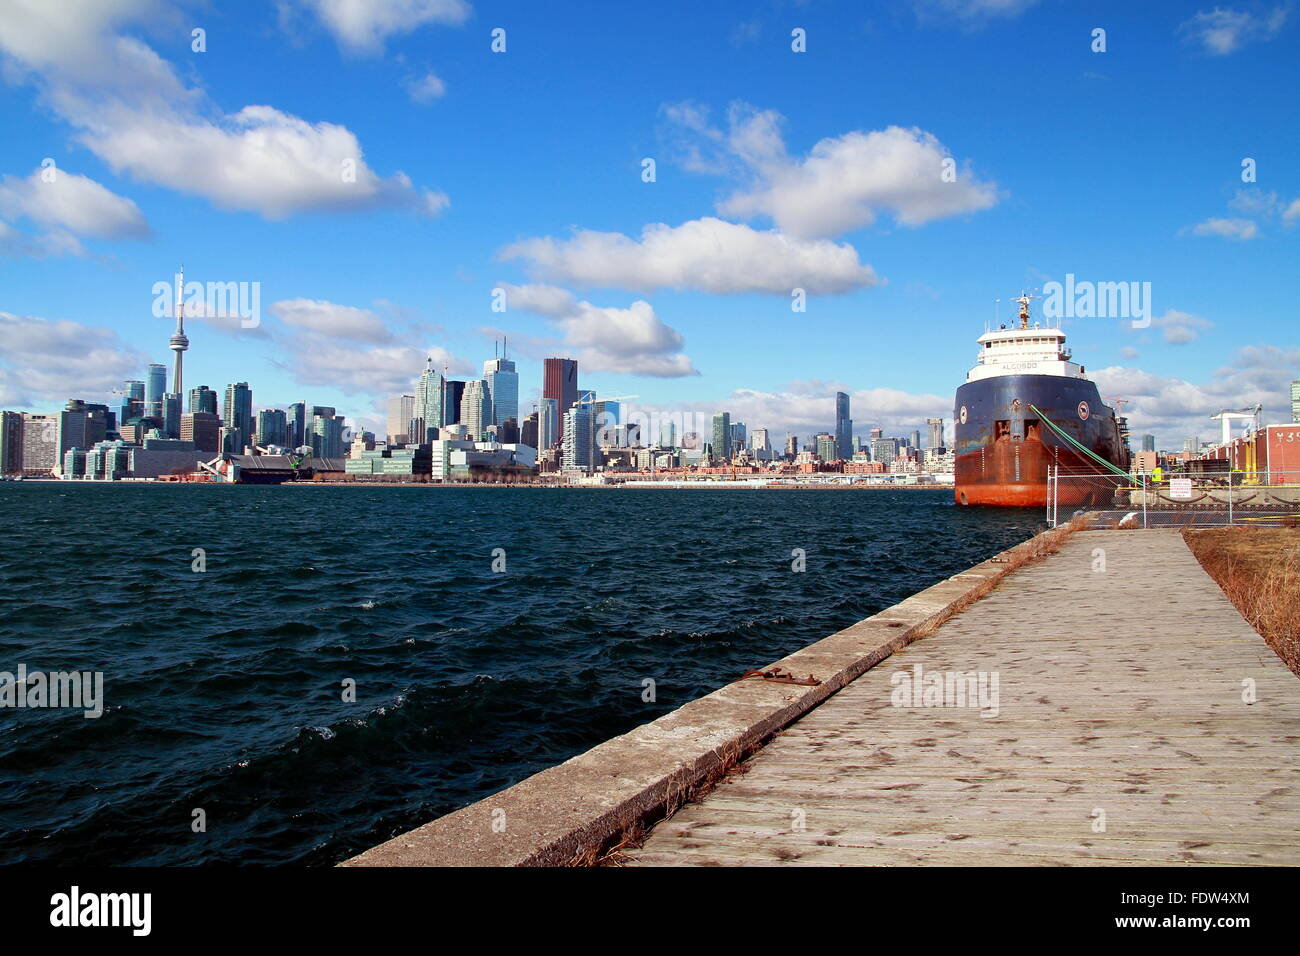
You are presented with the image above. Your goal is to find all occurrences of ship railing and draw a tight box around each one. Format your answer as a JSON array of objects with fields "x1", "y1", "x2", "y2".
[{"x1": 1049, "y1": 467, "x2": 1300, "y2": 529}]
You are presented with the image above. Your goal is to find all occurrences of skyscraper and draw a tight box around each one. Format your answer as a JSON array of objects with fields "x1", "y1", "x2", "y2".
[
  {"x1": 387, "y1": 394, "x2": 414, "y2": 444},
  {"x1": 751, "y1": 428, "x2": 771, "y2": 459},
  {"x1": 442, "y1": 380, "x2": 466, "y2": 426},
  {"x1": 483, "y1": 355, "x2": 518, "y2": 427},
  {"x1": 21, "y1": 413, "x2": 57, "y2": 475},
  {"x1": 1141, "y1": 434, "x2": 1156, "y2": 452},
  {"x1": 163, "y1": 394, "x2": 182, "y2": 439},
  {"x1": 120, "y1": 380, "x2": 144, "y2": 428},
  {"x1": 189, "y1": 384, "x2": 218, "y2": 415},
  {"x1": 816, "y1": 433, "x2": 838, "y2": 461},
  {"x1": 145, "y1": 364, "x2": 167, "y2": 420},
  {"x1": 56, "y1": 400, "x2": 108, "y2": 469},
  {"x1": 592, "y1": 400, "x2": 621, "y2": 445},
  {"x1": 927, "y1": 418, "x2": 945, "y2": 451},
  {"x1": 413, "y1": 358, "x2": 444, "y2": 441},
  {"x1": 310, "y1": 411, "x2": 345, "y2": 458},
  {"x1": 711, "y1": 411, "x2": 731, "y2": 464},
  {"x1": 256, "y1": 408, "x2": 288, "y2": 447},
  {"x1": 785, "y1": 434, "x2": 798, "y2": 459},
  {"x1": 911, "y1": 429, "x2": 921, "y2": 450},
  {"x1": 561, "y1": 403, "x2": 594, "y2": 471},
  {"x1": 0, "y1": 411, "x2": 23, "y2": 474},
  {"x1": 834, "y1": 392, "x2": 852, "y2": 460},
  {"x1": 169, "y1": 265, "x2": 189, "y2": 395},
  {"x1": 539, "y1": 397, "x2": 559, "y2": 450},
  {"x1": 460, "y1": 379, "x2": 491, "y2": 441},
  {"x1": 543, "y1": 358, "x2": 578, "y2": 440},
  {"x1": 730, "y1": 421, "x2": 746, "y2": 456},
  {"x1": 223, "y1": 383, "x2": 253, "y2": 439},
  {"x1": 1291, "y1": 379, "x2": 1300, "y2": 423},
  {"x1": 287, "y1": 402, "x2": 306, "y2": 449},
  {"x1": 520, "y1": 412, "x2": 539, "y2": 450}
]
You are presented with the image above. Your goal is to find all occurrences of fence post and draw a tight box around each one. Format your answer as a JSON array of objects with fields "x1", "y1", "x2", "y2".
[
  {"x1": 1227, "y1": 469, "x2": 1233, "y2": 526},
  {"x1": 1045, "y1": 462, "x2": 1053, "y2": 527},
  {"x1": 1142, "y1": 473, "x2": 1147, "y2": 529}
]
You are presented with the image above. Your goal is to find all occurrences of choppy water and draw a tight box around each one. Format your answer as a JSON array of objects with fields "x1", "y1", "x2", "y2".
[{"x1": 0, "y1": 484, "x2": 1042, "y2": 865}]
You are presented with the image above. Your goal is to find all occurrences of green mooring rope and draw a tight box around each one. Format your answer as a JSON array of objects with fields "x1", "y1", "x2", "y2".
[{"x1": 1027, "y1": 404, "x2": 1131, "y2": 480}]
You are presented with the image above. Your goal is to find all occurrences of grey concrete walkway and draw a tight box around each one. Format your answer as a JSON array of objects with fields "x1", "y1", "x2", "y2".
[{"x1": 623, "y1": 531, "x2": 1300, "y2": 866}]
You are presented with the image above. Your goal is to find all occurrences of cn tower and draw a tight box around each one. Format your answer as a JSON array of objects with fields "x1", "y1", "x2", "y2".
[{"x1": 169, "y1": 265, "x2": 189, "y2": 395}]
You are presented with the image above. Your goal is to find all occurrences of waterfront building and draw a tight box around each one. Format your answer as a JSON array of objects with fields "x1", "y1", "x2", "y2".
[
  {"x1": 20, "y1": 413, "x2": 57, "y2": 475},
  {"x1": 562, "y1": 403, "x2": 594, "y2": 472},
  {"x1": 143, "y1": 363, "x2": 167, "y2": 420},
  {"x1": 387, "y1": 394, "x2": 414, "y2": 445},
  {"x1": 538, "y1": 397, "x2": 559, "y2": 450},
  {"x1": 483, "y1": 355, "x2": 519, "y2": 426},
  {"x1": 256, "y1": 408, "x2": 288, "y2": 448},
  {"x1": 57, "y1": 400, "x2": 108, "y2": 472},
  {"x1": 189, "y1": 384, "x2": 218, "y2": 415},
  {"x1": 835, "y1": 392, "x2": 852, "y2": 459},
  {"x1": 459, "y1": 379, "x2": 491, "y2": 441},
  {"x1": 927, "y1": 418, "x2": 945, "y2": 452},
  {"x1": 286, "y1": 402, "x2": 307, "y2": 449},
  {"x1": 223, "y1": 382, "x2": 253, "y2": 439},
  {"x1": 543, "y1": 358, "x2": 578, "y2": 440},
  {"x1": 711, "y1": 412, "x2": 731, "y2": 465},
  {"x1": 181, "y1": 412, "x2": 221, "y2": 453},
  {"x1": 61, "y1": 448, "x2": 87, "y2": 478},
  {"x1": 0, "y1": 410, "x2": 22, "y2": 473}
]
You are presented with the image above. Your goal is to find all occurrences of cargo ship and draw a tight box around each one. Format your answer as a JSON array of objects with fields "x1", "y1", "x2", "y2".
[{"x1": 954, "y1": 293, "x2": 1130, "y2": 507}]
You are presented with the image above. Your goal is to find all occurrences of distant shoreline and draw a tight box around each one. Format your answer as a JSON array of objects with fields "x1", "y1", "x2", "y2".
[{"x1": 8, "y1": 478, "x2": 953, "y2": 491}]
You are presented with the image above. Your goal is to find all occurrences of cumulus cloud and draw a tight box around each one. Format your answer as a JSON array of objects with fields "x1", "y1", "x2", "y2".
[
  {"x1": 270, "y1": 298, "x2": 394, "y2": 342},
  {"x1": 665, "y1": 103, "x2": 999, "y2": 239},
  {"x1": 500, "y1": 217, "x2": 877, "y2": 295},
  {"x1": 0, "y1": 311, "x2": 148, "y2": 408},
  {"x1": 295, "y1": 0, "x2": 470, "y2": 54},
  {"x1": 1179, "y1": 5, "x2": 1289, "y2": 55},
  {"x1": 911, "y1": 0, "x2": 1040, "y2": 24},
  {"x1": 1283, "y1": 198, "x2": 1300, "y2": 225},
  {"x1": 0, "y1": 0, "x2": 446, "y2": 219},
  {"x1": 502, "y1": 284, "x2": 697, "y2": 377},
  {"x1": 1184, "y1": 217, "x2": 1258, "y2": 240},
  {"x1": 276, "y1": 340, "x2": 466, "y2": 394},
  {"x1": 1151, "y1": 309, "x2": 1213, "y2": 345}
]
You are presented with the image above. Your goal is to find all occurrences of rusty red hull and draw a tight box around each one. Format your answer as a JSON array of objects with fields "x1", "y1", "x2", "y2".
[{"x1": 954, "y1": 373, "x2": 1129, "y2": 508}]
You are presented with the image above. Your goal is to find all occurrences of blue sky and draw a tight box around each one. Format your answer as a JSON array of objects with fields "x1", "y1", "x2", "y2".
[{"x1": 0, "y1": 0, "x2": 1297, "y2": 448}]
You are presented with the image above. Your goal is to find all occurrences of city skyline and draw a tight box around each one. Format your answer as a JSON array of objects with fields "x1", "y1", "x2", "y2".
[{"x1": 0, "y1": 2, "x2": 1296, "y2": 447}]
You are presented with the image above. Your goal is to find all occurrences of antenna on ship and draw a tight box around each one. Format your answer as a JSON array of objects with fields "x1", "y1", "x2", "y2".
[{"x1": 1014, "y1": 289, "x2": 1040, "y2": 330}]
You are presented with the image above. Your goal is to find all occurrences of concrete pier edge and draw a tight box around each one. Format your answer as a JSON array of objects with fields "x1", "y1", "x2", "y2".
[{"x1": 341, "y1": 525, "x2": 1072, "y2": 867}]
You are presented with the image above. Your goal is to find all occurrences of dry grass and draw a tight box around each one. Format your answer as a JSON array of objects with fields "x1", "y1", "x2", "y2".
[{"x1": 1184, "y1": 527, "x2": 1300, "y2": 678}]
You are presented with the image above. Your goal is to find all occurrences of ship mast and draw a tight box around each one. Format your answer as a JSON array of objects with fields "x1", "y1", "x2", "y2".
[{"x1": 1013, "y1": 291, "x2": 1039, "y2": 330}]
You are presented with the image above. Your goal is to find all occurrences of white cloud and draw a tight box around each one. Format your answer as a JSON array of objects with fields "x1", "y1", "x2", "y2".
[
  {"x1": 406, "y1": 71, "x2": 447, "y2": 103},
  {"x1": 667, "y1": 104, "x2": 999, "y2": 239},
  {"x1": 296, "y1": 0, "x2": 470, "y2": 54},
  {"x1": 1179, "y1": 6, "x2": 1289, "y2": 55},
  {"x1": 1185, "y1": 217, "x2": 1258, "y2": 240},
  {"x1": 502, "y1": 284, "x2": 698, "y2": 378},
  {"x1": 0, "y1": 0, "x2": 446, "y2": 220},
  {"x1": 1093, "y1": 345, "x2": 1300, "y2": 446},
  {"x1": 500, "y1": 217, "x2": 878, "y2": 295},
  {"x1": 277, "y1": 340, "x2": 465, "y2": 394},
  {"x1": 269, "y1": 298, "x2": 394, "y2": 342},
  {"x1": 1283, "y1": 198, "x2": 1300, "y2": 225},
  {"x1": 0, "y1": 311, "x2": 147, "y2": 408},
  {"x1": 1151, "y1": 309, "x2": 1213, "y2": 345},
  {"x1": 0, "y1": 166, "x2": 149, "y2": 240},
  {"x1": 911, "y1": 0, "x2": 1040, "y2": 26}
]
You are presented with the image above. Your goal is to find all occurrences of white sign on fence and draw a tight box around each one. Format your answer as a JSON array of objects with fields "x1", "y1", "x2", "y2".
[{"x1": 1170, "y1": 478, "x2": 1193, "y2": 499}]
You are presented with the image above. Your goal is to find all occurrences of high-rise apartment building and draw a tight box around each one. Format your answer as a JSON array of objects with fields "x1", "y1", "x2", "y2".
[
  {"x1": 816, "y1": 433, "x2": 838, "y2": 461},
  {"x1": 543, "y1": 358, "x2": 578, "y2": 440},
  {"x1": 785, "y1": 434, "x2": 798, "y2": 459},
  {"x1": 539, "y1": 397, "x2": 559, "y2": 450},
  {"x1": 21, "y1": 413, "x2": 58, "y2": 475},
  {"x1": 256, "y1": 408, "x2": 288, "y2": 447},
  {"x1": 711, "y1": 411, "x2": 731, "y2": 464},
  {"x1": 223, "y1": 382, "x2": 253, "y2": 439},
  {"x1": 286, "y1": 402, "x2": 306, "y2": 449},
  {"x1": 310, "y1": 412, "x2": 345, "y2": 458},
  {"x1": 413, "y1": 358, "x2": 444, "y2": 442},
  {"x1": 561, "y1": 403, "x2": 594, "y2": 472},
  {"x1": 460, "y1": 380, "x2": 491, "y2": 441},
  {"x1": 730, "y1": 421, "x2": 746, "y2": 456},
  {"x1": 927, "y1": 418, "x2": 945, "y2": 451},
  {"x1": 483, "y1": 356, "x2": 518, "y2": 427}
]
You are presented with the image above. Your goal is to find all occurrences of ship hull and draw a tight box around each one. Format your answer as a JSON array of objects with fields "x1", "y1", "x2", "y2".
[{"x1": 954, "y1": 374, "x2": 1129, "y2": 508}]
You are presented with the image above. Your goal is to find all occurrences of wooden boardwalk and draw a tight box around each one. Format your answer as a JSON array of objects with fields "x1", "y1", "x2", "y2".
[{"x1": 624, "y1": 531, "x2": 1300, "y2": 866}]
